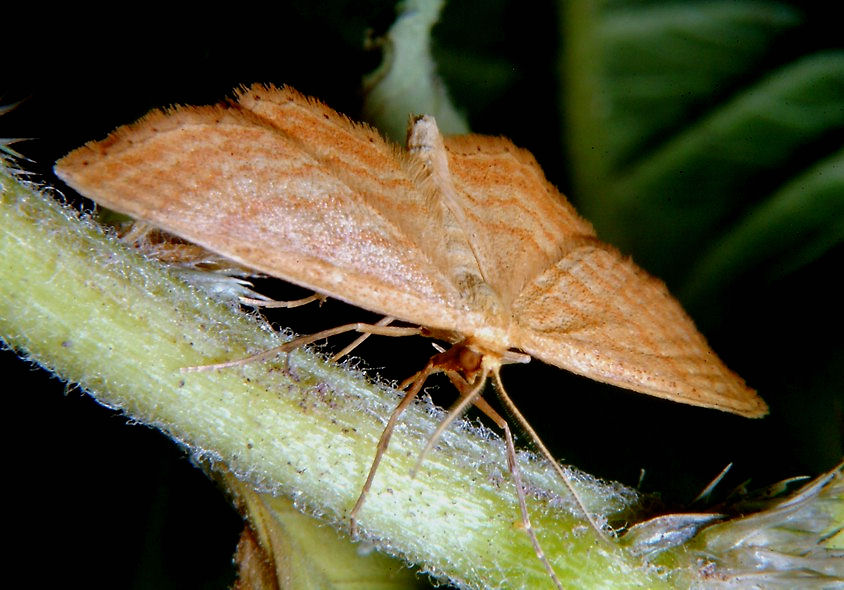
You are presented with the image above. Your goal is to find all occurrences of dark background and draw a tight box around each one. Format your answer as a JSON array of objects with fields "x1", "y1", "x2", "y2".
[{"x1": 2, "y1": 1, "x2": 841, "y2": 588}]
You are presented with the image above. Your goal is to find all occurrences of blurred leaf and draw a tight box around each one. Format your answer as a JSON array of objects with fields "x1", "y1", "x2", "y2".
[
  {"x1": 362, "y1": 0, "x2": 469, "y2": 141},
  {"x1": 682, "y1": 146, "x2": 844, "y2": 305},
  {"x1": 561, "y1": 0, "x2": 843, "y2": 295},
  {"x1": 575, "y1": 1, "x2": 802, "y2": 173}
]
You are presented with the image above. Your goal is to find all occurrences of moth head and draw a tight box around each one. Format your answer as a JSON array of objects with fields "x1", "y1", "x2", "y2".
[{"x1": 406, "y1": 114, "x2": 443, "y2": 155}]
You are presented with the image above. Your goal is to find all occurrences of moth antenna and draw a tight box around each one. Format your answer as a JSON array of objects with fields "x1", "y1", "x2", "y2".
[
  {"x1": 181, "y1": 321, "x2": 420, "y2": 373},
  {"x1": 330, "y1": 316, "x2": 395, "y2": 362},
  {"x1": 500, "y1": 419, "x2": 564, "y2": 590},
  {"x1": 491, "y1": 369, "x2": 613, "y2": 544},
  {"x1": 277, "y1": 322, "x2": 419, "y2": 350},
  {"x1": 350, "y1": 361, "x2": 438, "y2": 536},
  {"x1": 181, "y1": 343, "x2": 291, "y2": 372},
  {"x1": 410, "y1": 374, "x2": 487, "y2": 477}
]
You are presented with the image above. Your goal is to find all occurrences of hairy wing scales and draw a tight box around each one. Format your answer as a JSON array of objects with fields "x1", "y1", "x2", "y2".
[
  {"x1": 512, "y1": 243, "x2": 767, "y2": 417},
  {"x1": 54, "y1": 99, "x2": 467, "y2": 330}
]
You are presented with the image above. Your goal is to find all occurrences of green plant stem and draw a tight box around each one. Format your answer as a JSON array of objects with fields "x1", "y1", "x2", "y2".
[{"x1": 0, "y1": 165, "x2": 666, "y2": 588}]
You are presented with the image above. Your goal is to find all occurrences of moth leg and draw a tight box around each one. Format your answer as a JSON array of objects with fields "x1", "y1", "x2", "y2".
[
  {"x1": 439, "y1": 371, "x2": 563, "y2": 588},
  {"x1": 409, "y1": 373, "x2": 487, "y2": 477},
  {"x1": 490, "y1": 369, "x2": 613, "y2": 545},
  {"x1": 501, "y1": 418, "x2": 564, "y2": 590},
  {"x1": 350, "y1": 359, "x2": 440, "y2": 536},
  {"x1": 442, "y1": 370, "x2": 504, "y2": 425},
  {"x1": 182, "y1": 321, "x2": 420, "y2": 373},
  {"x1": 279, "y1": 322, "x2": 420, "y2": 355},
  {"x1": 113, "y1": 222, "x2": 276, "y2": 304},
  {"x1": 118, "y1": 220, "x2": 154, "y2": 243},
  {"x1": 239, "y1": 293, "x2": 327, "y2": 309},
  {"x1": 117, "y1": 221, "x2": 238, "y2": 270},
  {"x1": 330, "y1": 316, "x2": 395, "y2": 363},
  {"x1": 115, "y1": 220, "x2": 210, "y2": 268}
]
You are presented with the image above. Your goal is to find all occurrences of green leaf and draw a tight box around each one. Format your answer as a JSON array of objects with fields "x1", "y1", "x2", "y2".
[
  {"x1": 575, "y1": 1, "x2": 802, "y2": 173},
  {"x1": 682, "y1": 147, "x2": 844, "y2": 305},
  {"x1": 562, "y1": 1, "x2": 843, "y2": 298}
]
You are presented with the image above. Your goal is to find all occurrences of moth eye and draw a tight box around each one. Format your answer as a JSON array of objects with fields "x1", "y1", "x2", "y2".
[{"x1": 458, "y1": 347, "x2": 482, "y2": 372}]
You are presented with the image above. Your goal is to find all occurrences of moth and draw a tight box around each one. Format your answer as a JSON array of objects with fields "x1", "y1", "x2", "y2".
[{"x1": 55, "y1": 84, "x2": 767, "y2": 587}]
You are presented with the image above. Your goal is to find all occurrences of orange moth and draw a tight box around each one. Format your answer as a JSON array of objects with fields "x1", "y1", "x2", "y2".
[{"x1": 55, "y1": 84, "x2": 767, "y2": 585}]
